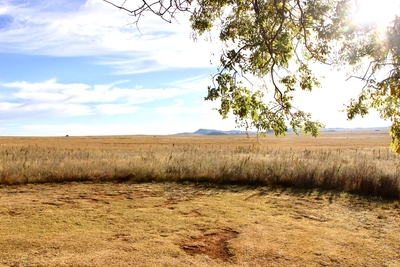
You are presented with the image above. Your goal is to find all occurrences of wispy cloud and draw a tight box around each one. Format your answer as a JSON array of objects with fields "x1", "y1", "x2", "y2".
[
  {"x1": 0, "y1": 78, "x2": 190, "y2": 119},
  {"x1": 12, "y1": 113, "x2": 239, "y2": 136},
  {"x1": 0, "y1": 0, "x2": 219, "y2": 73},
  {"x1": 0, "y1": 0, "x2": 143, "y2": 55}
]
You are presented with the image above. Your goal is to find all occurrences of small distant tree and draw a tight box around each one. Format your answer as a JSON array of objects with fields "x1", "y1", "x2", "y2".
[{"x1": 104, "y1": 0, "x2": 400, "y2": 154}]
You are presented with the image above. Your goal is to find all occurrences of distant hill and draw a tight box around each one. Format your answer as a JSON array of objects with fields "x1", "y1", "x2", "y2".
[
  {"x1": 320, "y1": 126, "x2": 390, "y2": 132},
  {"x1": 176, "y1": 128, "x2": 256, "y2": 136},
  {"x1": 193, "y1": 129, "x2": 215, "y2": 135},
  {"x1": 175, "y1": 127, "x2": 391, "y2": 136},
  {"x1": 194, "y1": 128, "x2": 245, "y2": 135},
  {"x1": 207, "y1": 131, "x2": 228, "y2": 136}
]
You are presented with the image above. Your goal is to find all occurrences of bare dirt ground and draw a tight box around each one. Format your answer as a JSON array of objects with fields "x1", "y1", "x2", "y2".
[{"x1": 1, "y1": 182, "x2": 399, "y2": 266}]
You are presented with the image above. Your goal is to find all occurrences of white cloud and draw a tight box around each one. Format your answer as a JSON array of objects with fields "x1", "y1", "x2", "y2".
[
  {"x1": 0, "y1": 0, "x2": 218, "y2": 72},
  {"x1": 0, "y1": 75, "x2": 233, "y2": 135},
  {"x1": 0, "y1": 101, "x2": 22, "y2": 111},
  {"x1": 155, "y1": 98, "x2": 217, "y2": 116},
  {"x1": 13, "y1": 116, "x2": 238, "y2": 136},
  {"x1": 15, "y1": 123, "x2": 159, "y2": 136},
  {"x1": 0, "y1": 78, "x2": 191, "y2": 119},
  {"x1": 94, "y1": 104, "x2": 140, "y2": 115}
]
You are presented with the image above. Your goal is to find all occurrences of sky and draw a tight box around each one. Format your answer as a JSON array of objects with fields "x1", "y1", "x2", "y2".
[{"x1": 0, "y1": 0, "x2": 397, "y2": 136}]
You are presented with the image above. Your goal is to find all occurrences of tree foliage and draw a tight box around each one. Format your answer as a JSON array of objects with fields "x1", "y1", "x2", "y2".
[{"x1": 104, "y1": 0, "x2": 400, "y2": 153}]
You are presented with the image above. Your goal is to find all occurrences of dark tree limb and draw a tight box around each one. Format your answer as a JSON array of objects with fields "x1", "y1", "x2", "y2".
[{"x1": 103, "y1": 0, "x2": 192, "y2": 24}]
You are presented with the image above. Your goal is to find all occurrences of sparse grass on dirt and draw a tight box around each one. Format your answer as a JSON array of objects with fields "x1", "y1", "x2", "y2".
[
  {"x1": 0, "y1": 182, "x2": 399, "y2": 266},
  {"x1": 0, "y1": 130, "x2": 399, "y2": 198}
]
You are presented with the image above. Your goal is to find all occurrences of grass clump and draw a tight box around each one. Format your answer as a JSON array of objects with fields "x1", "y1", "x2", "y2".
[{"x1": 0, "y1": 137, "x2": 399, "y2": 199}]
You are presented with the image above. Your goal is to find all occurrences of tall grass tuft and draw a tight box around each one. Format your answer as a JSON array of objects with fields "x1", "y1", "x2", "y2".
[{"x1": 0, "y1": 144, "x2": 399, "y2": 198}]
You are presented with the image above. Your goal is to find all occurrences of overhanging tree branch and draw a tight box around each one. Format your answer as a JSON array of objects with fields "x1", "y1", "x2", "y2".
[
  {"x1": 103, "y1": 0, "x2": 192, "y2": 24},
  {"x1": 104, "y1": 0, "x2": 400, "y2": 154}
]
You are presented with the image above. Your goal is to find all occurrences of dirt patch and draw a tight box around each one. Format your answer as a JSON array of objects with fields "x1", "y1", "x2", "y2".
[
  {"x1": 0, "y1": 182, "x2": 399, "y2": 266},
  {"x1": 180, "y1": 228, "x2": 239, "y2": 262}
]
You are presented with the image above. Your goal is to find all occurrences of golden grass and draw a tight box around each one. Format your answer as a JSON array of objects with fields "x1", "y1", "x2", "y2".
[{"x1": 0, "y1": 130, "x2": 398, "y2": 198}]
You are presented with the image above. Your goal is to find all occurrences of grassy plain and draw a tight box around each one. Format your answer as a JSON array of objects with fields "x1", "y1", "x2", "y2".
[
  {"x1": 0, "y1": 130, "x2": 400, "y2": 266},
  {"x1": 0, "y1": 129, "x2": 399, "y2": 197}
]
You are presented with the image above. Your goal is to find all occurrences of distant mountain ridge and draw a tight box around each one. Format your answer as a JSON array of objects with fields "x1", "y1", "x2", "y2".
[
  {"x1": 194, "y1": 129, "x2": 245, "y2": 135},
  {"x1": 176, "y1": 128, "x2": 256, "y2": 136},
  {"x1": 175, "y1": 127, "x2": 390, "y2": 136}
]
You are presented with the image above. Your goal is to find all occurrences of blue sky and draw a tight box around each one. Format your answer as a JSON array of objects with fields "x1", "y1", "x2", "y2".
[{"x1": 0, "y1": 0, "x2": 396, "y2": 136}]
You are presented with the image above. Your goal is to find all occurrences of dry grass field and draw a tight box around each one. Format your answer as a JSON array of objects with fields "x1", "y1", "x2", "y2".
[
  {"x1": 0, "y1": 129, "x2": 399, "y2": 197},
  {"x1": 0, "y1": 130, "x2": 400, "y2": 266}
]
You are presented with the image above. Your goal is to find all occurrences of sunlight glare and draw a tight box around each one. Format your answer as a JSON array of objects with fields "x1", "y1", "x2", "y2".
[{"x1": 352, "y1": 0, "x2": 400, "y2": 30}]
